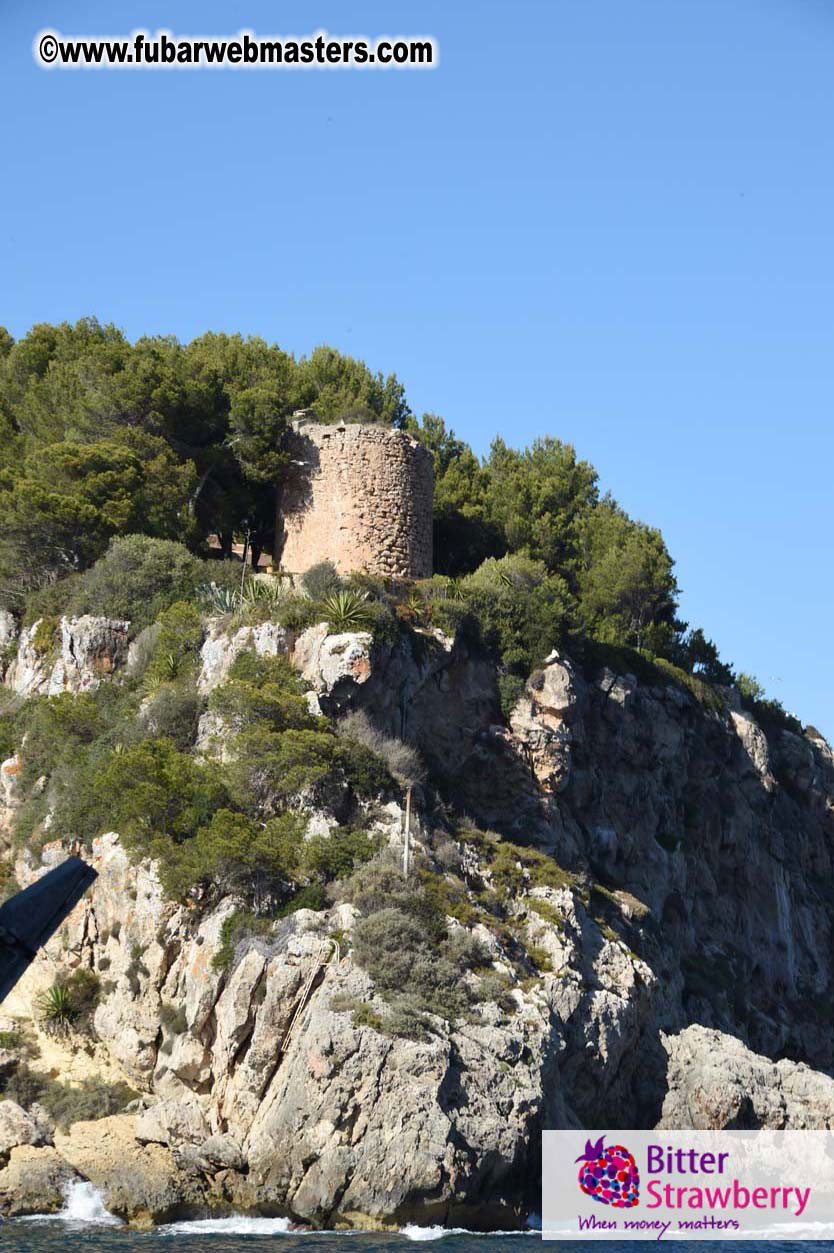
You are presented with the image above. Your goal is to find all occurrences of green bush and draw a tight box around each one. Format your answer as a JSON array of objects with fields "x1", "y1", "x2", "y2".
[
  {"x1": 158, "y1": 809, "x2": 305, "y2": 906},
  {"x1": 497, "y1": 673, "x2": 525, "y2": 721},
  {"x1": 140, "y1": 683, "x2": 202, "y2": 749},
  {"x1": 336, "y1": 710, "x2": 423, "y2": 791},
  {"x1": 209, "y1": 651, "x2": 317, "y2": 733},
  {"x1": 301, "y1": 560, "x2": 342, "y2": 600},
  {"x1": 321, "y1": 589, "x2": 374, "y2": 633},
  {"x1": 303, "y1": 827, "x2": 382, "y2": 881},
  {"x1": 159, "y1": 1001, "x2": 188, "y2": 1034},
  {"x1": 23, "y1": 535, "x2": 212, "y2": 631},
  {"x1": 102, "y1": 737, "x2": 230, "y2": 853},
  {"x1": 142, "y1": 601, "x2": 204, "y2": 688},
  {"x1": 341, "y1": 852, "x2": 486, "y2": 1025},
  {"x1": 31, "y1": 615, "x2": 60, "y2": 658},
  {"x1": 212, "y1": 909, "x2": 275, "y2": 972},
  {"x1": 0, "y1": 1064, "x2": 137, "y2": 1129},
  {"x1": 225, "y1": 725, "x2": 337, "y2": 814}
]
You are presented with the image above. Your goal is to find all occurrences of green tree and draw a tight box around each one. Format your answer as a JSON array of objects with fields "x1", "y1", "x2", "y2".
[
  {"x1": 300, "y1": 346, "x2": 410, "y2": 426},
  {"x1": 485, "y1": 436, "x2": 599, "y2": 582},
  {"x1": 407, "y1": 414, "x2": 503, "y2": 575},
  {"x1": 0, "y1": 436, "x2": 194, "y2": 584},
  {"x1": 101, "y1": 739, "x2": 230, "y2": 854},
  {"x1": 577, "y1": 499, "x2": 678, "y2": 650}
]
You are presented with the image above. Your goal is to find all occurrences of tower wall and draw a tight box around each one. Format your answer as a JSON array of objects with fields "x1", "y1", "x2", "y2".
[{"x1": 278, "y1": 422, "x2": 434, "y2": 579}]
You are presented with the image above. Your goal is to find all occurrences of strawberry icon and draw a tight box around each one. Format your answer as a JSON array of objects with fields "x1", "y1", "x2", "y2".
[{"x1": 576, "y1": 1136, "x2": 640, "y2": 1208}]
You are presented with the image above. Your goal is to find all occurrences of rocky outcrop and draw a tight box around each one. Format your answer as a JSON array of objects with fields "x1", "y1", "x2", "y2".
[
  {"x1": 0, "y1": 1099, "x2": 48, "y2": 1164},
  {"x1": 0, "y1": 1145, "x2": 79, "y2": 1216},
  {"x1": 659, "y1": 1026, "x2": 834, "y2": 1129},
  {"x1": 5, "y1": 616, "x2": 130, "y2": 698},
  {"x1": 3, "y1": 617, "x2": 834, "y2": 1225},
  {"x1": 198, "y1": 619, "x2": 290, "y2": 695},
  {"x1": 54, "y1": 1115, "x2": 206, "y2": 1227}
]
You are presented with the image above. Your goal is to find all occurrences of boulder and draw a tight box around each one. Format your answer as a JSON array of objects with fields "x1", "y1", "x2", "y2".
[
  {"x1": 0, "y1": 1144, "x2": 79, "y2": 1216},
  {"x1": 54, "y1": 1114, "x2": 205, "y2": 1226},
  {"x1": 0, "y1": 1099, "x2": 48, "y2": 1164},
  {"x1": 658, "y1": 1026, "x2": 834, "y2": 1129}
]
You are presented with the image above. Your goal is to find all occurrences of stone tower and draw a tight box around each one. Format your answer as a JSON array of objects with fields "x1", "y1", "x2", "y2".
[{"x1": 277, "y1": 421, "x2": 434, "y2": 579}]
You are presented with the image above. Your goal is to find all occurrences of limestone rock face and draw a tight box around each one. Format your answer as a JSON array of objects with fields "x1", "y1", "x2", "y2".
[
  {"x1": 659, "y1": 1026, "x2": 834, "y2": 1129},
  {"x1": 54, "y1": 1115, "x2": 205, "y2": 1226},
  {"x1": 4, "y1": 614, "x2": 834, "y2": 1226},
  {"x1": 5, "y1": 615, "x2": 130, "y2": 698},
  {"x1": 0, "y1": 1145, "x2": 79, "y2": 1216},
  {"x1": 509, "y1": 652, "x2": 583, "y2": 794},
  {"x1": 197, "y1": 619, "x2": 290, "y2": 695},
  {"x1": 0, "y1": 1099, "x2": 48, "y2": 1165}
]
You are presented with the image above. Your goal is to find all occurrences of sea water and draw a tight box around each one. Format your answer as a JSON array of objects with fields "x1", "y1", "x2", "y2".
[{"x1": 0, "y1": 1183, "x2": 816, "y2": 1253}]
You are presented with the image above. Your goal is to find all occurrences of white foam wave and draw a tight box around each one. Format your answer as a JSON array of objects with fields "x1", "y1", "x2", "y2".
[
  {"x1": 400, "y1": 1226, "x2": 470, "y2": 1240},
  {"x1": 159, "y1": 1215, "x2": 294, "y2": 1235},
  {"x1": 59, "y1": 1180, "x2": 121, "y2": 1225}
]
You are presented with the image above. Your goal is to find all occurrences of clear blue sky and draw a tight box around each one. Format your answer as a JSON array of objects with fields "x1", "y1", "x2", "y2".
[{"x1": 2, "y1": 0, "x2": 833, "y2": 736}]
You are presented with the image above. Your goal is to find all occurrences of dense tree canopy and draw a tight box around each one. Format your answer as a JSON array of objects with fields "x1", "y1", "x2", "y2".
[{"x1": 0, "y1": 317, "x2": 734, "y2": 681}]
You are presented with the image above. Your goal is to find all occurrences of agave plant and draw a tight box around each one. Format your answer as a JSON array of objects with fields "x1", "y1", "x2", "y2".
[
  {"x1": 240, "y1": 577, "x2": 287, "y2": 615},
  {"x1": 399, "y1": 590, "x2": 429, "y2": 624},
  {"x1": 198, "y1": 582, "x2": 240, "y2": 615},
  {"x1": 36, "y1": 982, "x2": 77, "y2": 1031},
  {"x1": 321, "y1": 589, "x2": 373, "y2": 633}
]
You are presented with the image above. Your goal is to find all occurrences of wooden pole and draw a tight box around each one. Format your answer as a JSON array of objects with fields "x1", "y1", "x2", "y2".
[{"x1": 403, "y1": 786, "x2": 412, "y2": 879}]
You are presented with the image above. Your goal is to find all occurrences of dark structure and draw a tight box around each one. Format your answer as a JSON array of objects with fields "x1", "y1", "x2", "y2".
[{"x1": 0, "y1": 857, "x2": 97, "y2": 1003}]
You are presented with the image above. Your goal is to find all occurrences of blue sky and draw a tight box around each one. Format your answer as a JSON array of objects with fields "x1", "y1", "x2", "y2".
[{"x1": 2, "y1": 0, "x2": 833, "y2": 736}]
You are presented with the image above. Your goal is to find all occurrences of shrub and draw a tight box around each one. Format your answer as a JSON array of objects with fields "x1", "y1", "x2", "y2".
[
  {"x1": 22, "y1": 536, "x2": 214, "y2": 632},
  {"x1": 461, "y1": 577, "x2": 572, "y2": 676},
  {"x1": 31, "y1": 615, "x2": 60, "y2": 658},
  {"x1": 225, "y1": 726, "x2": 336, "y2": 814},
  {"x1": 0, "y1": 1065, "x2": 137, "y2": 1129},
  {"x1": 497, "y1": 673, "x2": 525, "y2": 721},
  {"x1": 159, "y1": 1001, "x2": 188, "y2": 1034},
  {"x1": 62, "y1": 968, "x2": 101, "y2": 1016},
  {"x1": 102, "y1": 738, "x2": 230, "y2": 853},
  {"x1": 343, "y1": 854, "x2": 486, "y2": 1024},
  {"x1": 272, "y1": 596, "x2": 323, "y2": 632},
  {"x1": 240, "y1": 576, "x2": 288, "y2": 618},
  {"x1": 336, "y1": 710, "x2": 424, "y2": 790},
  {"x1": 212, "y1": 909, "x2": 275, "y2": 973},
  {"x1": 321, "y1": 589, "x2": 374, "y2": 633},
  {"x1": 158, "y1": 809, "x2": 305, "y2": 906},
  {"x1": 303, "y1": 827, "x2": 382, "y2": 882},
  {"x1": 301, "y1": 561, "x2": 342, "y2": 600},
  {"x1": 35, "y1": 983, "x2": 78, "y2": 1030},
  {"x1": 142, "y1": 601, "x2": 204, "y2": 689},
  {"x1": 140, "y1": 683, "x2": 202, "y2": 749},
  {"x1": 210, "y1": 652, "x2": 317, "y2": 733}
]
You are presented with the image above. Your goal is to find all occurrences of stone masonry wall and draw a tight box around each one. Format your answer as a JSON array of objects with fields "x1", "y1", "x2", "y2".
[{"x1": 278, "y1": 422, "x2": 434, "y2": 578}]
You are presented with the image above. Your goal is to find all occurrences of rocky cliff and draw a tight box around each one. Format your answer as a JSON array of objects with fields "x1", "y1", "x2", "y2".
[{"x1": 0, "y1": 612, "x2": 833, "y2": 1227}]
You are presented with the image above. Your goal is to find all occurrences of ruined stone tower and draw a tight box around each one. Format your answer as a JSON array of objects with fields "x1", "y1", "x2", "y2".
[{"x1": 277, "y1": 421, "x2": 434, "y2": 578}]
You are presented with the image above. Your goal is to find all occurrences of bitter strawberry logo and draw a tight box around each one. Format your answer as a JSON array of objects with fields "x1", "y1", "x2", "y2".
[{"x1": 576, "y1": 1136, "x2": 640, "y2": 1208}]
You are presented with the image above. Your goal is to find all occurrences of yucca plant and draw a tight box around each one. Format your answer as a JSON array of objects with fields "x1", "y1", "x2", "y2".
[
  {"x1": 398, "y1": 589, "x2": 429, "y2": 625},
  {"x1": 198, "y1": 583, "x2": 240, "y2": 615},
  {"x1": 36, "y1": 982, "x2": 77, "y2": 1031},
  {"x1": 322, "y1": 589, "x2": 373, "y2": 633},
  {"x1": 240, "y1": 577, "x2": 286, "y2": 615}
]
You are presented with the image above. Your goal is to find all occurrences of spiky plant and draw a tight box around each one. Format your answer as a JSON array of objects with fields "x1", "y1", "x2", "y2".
[
  {"x1": 36, "y1": 982, "x2": 77, "y2": 1031},
  {"x1": 198, "y1": 583, "x2": 240, "y2": 615},
  {"x1": 240, "y1": 577, "x2": 286, "y2": 614},
  {"x1": 321, "y1": 589, "x2": 373, "y2": 633}
]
